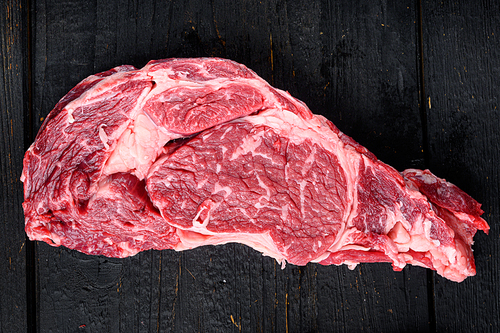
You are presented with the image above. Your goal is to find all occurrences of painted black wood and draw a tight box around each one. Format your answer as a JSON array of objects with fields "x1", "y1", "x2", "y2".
[
  {"x1": 30, "y1": 1, "x2": 431, "y2": 332},
  {"x1": 32, "y1": 1, "x2": 172, "y2": 331},
  {"x1": 0, "y1": 1, "x2": 28, "y2": 332},
  {"x1": 2, "y1": 0, "x2": 499, "y2": 332},
  {"x1": 300, "y1": 1, "x2": 431, "y2": 332},
  {"x1": 422, "y1": 1, "x2": 500, "y2": 332}
]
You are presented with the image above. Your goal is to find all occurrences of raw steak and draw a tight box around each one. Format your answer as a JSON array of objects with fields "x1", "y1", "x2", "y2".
[{"x1": 21, "y1": 58, "x2": 489, "y2": 282}]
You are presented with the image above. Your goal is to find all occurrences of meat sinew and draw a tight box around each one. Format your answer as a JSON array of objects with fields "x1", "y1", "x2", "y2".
[{"x1": 21, "y1": 58, "x2": 489, "y2": 282}]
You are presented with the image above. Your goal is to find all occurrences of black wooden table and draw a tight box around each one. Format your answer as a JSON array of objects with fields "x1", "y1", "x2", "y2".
[{"x1": 2, "y1": 1, "x2": 499, "y2": 332}]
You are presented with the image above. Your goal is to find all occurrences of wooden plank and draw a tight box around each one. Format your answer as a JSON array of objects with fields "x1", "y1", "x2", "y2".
[
  {"x1": 318, "y1": 0, "x2": 426, "y2": 170},
  {"x1": 311, "y1": 1, "x2": 431, "y2": 331},
  {"x1": 160, "y1": 2, "x2": 287, "y2": 331},
  {"x1": 0, "y1": 1, "x2": 28, "y2": 332},
  {"x1": 31, "y1": 0, "x2": 436, "y2": 332},
  {"x1": 422, "y1": 1, "x2": 500, "y2": 332},
  {"x1": 33, "y1": 1, "x2": 172, "y2": 332},
  {"x1": 208, "y1": 1, "x2": 431, "y2": 331}
]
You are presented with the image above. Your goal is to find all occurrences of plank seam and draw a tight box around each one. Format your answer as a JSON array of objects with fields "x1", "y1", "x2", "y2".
[
  {"x1": 416, "y1": 1, "x2": 436, "y2": 332},
  {"x1": 24, "y1": 0, "x2": 37, "y2": 332}
]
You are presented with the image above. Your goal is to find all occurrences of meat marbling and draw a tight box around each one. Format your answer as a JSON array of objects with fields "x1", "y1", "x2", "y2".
[{"x1": 21, "y1": 58, "x2": 489, "y2": 282}]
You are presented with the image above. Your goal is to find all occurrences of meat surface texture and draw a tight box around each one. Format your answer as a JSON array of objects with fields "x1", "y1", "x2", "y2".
[{"x1": 21, "y1": 58, "x2": 489, "y2": 282}]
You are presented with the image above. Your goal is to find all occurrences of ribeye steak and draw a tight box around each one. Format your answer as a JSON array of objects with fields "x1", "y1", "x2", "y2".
[{"x1": 22, "y1": 58, "x2": 489, "y2": 282}]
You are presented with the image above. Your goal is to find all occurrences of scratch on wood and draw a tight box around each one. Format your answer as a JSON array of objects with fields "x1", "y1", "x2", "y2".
[
  {"x1": 19, "y1": 241, "x2": 24, "y2": 253},
  {"x1": 270, "y1": 32, "x2": 274, "y2": 72},
  {"x1": 285, "y1": 293, "x2": 288, "y2": 333},
  {"x1": 211, "y1": 3, "x2": 225, "y2": 48},
  {"x1": 229, "y1": 314, "x2": 241, "y2": 331},
  {"x1": 185, "y1": 266, "x2": 195, "y2": 279},
  {"x1": 172, "y1": 256, "x2": 181, "y2": 324},
  {"x1": 214, "y1": 20, "x2": 225, "y2": 46}
]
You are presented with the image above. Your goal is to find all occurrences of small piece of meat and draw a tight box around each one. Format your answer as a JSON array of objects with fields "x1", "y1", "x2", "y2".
[{"x1": 21, "y1": 58, "x2": 488, "y2": 282}]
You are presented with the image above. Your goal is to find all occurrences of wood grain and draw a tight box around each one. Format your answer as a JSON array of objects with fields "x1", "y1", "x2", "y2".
[
  {"x1": 0, "y1": 1, "x2": 28, "y2": 332},
  {"x1": 313, "y1": 1, "x2": 430, "y2": 331},
  {"x1": 33, "y1": 1, "x2": 171, "y2": 332},
  {"x1": 29, "y1": 1, "x2": 432, "y2": 332},
  {"x1": 2, "y1": 0, "x2": 496, "y2": 332},
  {"x1": 422, "y1": 1, "x2": 500, "y2": 332}
]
